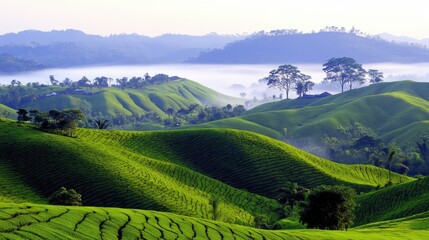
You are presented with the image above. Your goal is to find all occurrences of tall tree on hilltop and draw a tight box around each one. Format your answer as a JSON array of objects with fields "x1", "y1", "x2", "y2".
[
  {"x1": 323, "y1": 57, "x2": 366, "y2": 92},
  {"x1": 266, "y1": 64, "x2": 312, "y2": 99},
  {"x1": 368, "y1": 69, "x2": 384, "y2": 84}
]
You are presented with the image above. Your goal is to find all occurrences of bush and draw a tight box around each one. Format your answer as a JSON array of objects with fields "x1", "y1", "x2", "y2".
[
  {"x1": 48, "y1": 187, "x2": 82, "y2": 206},
  {"x1": 300, "y1": 185, "x2": 356, "y2": 230}
]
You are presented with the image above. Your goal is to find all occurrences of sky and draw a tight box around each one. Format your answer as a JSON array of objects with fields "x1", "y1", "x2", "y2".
[{"x1": 1, "y1": 0, "x2": 428, "y2": 39}]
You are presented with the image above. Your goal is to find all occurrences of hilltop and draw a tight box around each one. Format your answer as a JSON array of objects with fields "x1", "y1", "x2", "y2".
[
  {"x1": 0, "y1": 79, "x2": 242, "y2": 117},
  {"x1": 190, "y1": 31, "x2": 429, "y2": 63},
  {"x1": 196, "y1": 81, "x2": 429, "y2": 147}
]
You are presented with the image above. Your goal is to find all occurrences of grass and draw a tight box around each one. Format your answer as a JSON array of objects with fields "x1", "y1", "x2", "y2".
[
  {"x1": 0, "y1": 121, "x2": 412, "y2": 215},
  {"x1": 197, "y1": 81, "x2": 429, "y2": 147},
  {"x1": 355, "y1": 177, "x2": 429, "y2": 226},
  {"x1": 0, "y1": 202, "x2": 427, "y2": 239}
]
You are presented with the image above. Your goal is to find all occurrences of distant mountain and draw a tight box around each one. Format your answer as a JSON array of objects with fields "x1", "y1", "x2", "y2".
[
  {"x1": 378, "y1": 33, "x2": 429, "y2": 47},
  {"x1": 190, "y1": 32, "x2": 429, "y2": 64},
  {"x1": 0, "y1": 29, "x2": 245, "y2": 69},
  {"x1": 0, "y1": 53, "x2": 45, "y2": 73}
]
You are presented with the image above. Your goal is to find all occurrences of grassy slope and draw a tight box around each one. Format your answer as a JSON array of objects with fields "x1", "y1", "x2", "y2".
[
  {"x1": 355, "y1": 177, "x2": 429, "y2": 226},
  {"x1": 0, "y1": 121, "x2": 280, "y2": 226},
  {"x1": 0, "y1": 202, "x2": 427, "y2": 240},
  {"x1": 0, "y1": 121, "x2": 411, "y2": 209},
  {"x1": 198, "y1": 81, "x2": 429, "y2": 146},
  {"x1": 0, "y1": 104, "x2": 16, "y2": 119},
  {"x1": 16, "y1": 80, "x2": 241, "y2": 116}
]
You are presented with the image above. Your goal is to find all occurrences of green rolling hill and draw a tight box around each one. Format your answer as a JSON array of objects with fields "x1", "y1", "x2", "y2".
[
  {"x1": 0, "y1": 79, "x2": 242, "y2": 117},
  {"x1": 195, "y1": 81, "x2": 429, "y2": 147},
  {"x1": 1, "y1": 120, "x2": 428, "y2": 238},
  {"x1": 0, "y1": 121, "x2": 411, "y2": 216},
  {"x1": 0, "y1": 104, "x2": 16, "y2": 119},
  {"x1": 356, "y1": 177, "x2": 429, "y2": 226}
]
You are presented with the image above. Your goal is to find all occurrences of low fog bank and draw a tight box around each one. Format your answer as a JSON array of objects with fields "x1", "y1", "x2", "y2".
[{"x1": 1, "y1": 63, "x2": 429, "y2": 104}]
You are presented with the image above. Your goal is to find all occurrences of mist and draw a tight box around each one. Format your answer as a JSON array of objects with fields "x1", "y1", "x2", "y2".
[{"x1": 1, "y1": 63, "x2": 429, "y2": 100}]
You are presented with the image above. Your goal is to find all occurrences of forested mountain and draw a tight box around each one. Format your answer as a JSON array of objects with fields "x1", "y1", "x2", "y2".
[
  {"x1": 190, "y1": 31, "x2": 429, "y2": 63},
  {"x1": 0, "y1": 29, "x2": 244, "y2": 69}
]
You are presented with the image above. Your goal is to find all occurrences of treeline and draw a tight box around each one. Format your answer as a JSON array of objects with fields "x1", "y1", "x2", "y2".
[
  {"x1": 17, "y1": 108, "x2": 85, "y2": 137},
  {"x1": 0, "y1": 73, "x2": 181, "y2": 109},
  {"x1": 48, "y1": 73, "x2": 181, "y2": 89},
  {"x1": 320, "y1": 123, "x2": 429, "y2": 177},
  {"x1": 96, "y1": 104, "x2": 246, "y2": 128}
]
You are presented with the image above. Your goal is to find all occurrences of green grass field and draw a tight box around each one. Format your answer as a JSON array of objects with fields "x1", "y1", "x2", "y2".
[
  {"x1": 196, "y1": 81, "x2": 429, "y2": 147},
  {"x1": 0, "y1": 202, "x2": 427, "y2": 239}
]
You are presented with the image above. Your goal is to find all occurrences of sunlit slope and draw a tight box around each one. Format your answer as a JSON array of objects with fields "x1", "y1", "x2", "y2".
[
  {"x1": 0, "y1": 202, "x2": 428, "y2": 240},
  {"x1": 0, "y1": 104, "x2": 16, "y2": 119},
  {"x1": 77, "y1": 128, "x2": 412, "y2": 197},
  {"x1": 0, "y1": 121, "x2": 277, "y2": 225},
  {"x1": 355, "y1": 177, "x2": 429, "y2": 226},
  {"x1": 22, "y1": 80, "x2": 241, "y2": 116},
  {"x1": 199, "y1": 81, "x2": 429, "y2": 145}
]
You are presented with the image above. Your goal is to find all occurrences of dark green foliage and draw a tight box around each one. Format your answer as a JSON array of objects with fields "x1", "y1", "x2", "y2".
[
  {"x1": 36, "y1": 109, "x2": 85, "y2": 136},
  {"x1": 300, "y1": 185, "x2": 356, "y2": 230},
  {"x1": 16, "y1": 108, "x2": 30, "y2": 123},
  {"x1": 91, "y1": 118, "x2": 111, "y2": 129},
  {"x1": 275, "y1": 182, "x2": 309, "y2": 218},
  {"x1": 48, "y1": 187, "x2": 82, "y2": 206}
]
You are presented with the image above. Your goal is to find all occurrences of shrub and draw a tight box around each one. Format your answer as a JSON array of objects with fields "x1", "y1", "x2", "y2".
[{"x1": 48, "y1": 187, "x2": 82, "y2": 206}]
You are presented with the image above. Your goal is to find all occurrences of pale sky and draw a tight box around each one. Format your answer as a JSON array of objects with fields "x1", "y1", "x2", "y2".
[{"x1": 1, "y1": 0, "x2": 428, "y2": 38}]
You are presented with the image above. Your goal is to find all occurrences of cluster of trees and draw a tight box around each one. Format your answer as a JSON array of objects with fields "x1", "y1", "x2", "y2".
[
  {"x1": 99, "y1": 104, "x2": 246, "y2": 128},
  {"x1": 17, "y1": 108, "x2": 85, "y2": 137},
  {"x1": 49, "y1": 73, "x2": 180, "y2": 89},
  {"x1": 322, "y1": 123, "x2": 429, "y2": 177},
  {"x1": 257, "y1": 183, "x2": 357, "y2": 230},
  {"x1": 264, "y1": 57, "x2": 383, "y2": 98}
]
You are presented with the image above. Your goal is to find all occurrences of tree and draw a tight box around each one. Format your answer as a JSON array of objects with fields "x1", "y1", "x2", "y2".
[
  {"x1": 296, "y1": 79, "x2": 315, "y2": 97},
  {"x1": 239, "y1": 92, "x2": 246, "y2": 98},
  {"x1": 17, "y1": 109, "x2": 31, "y2": 123},
  {"x1": 367, "y1": 69, "x2": 384, "y2": 84},
  {"x1": 93, "y1": 76, "x2": 109, "y2": 88},
  {"x1": 48, "y1": 187, "x2": 82, "y2": 206},
  {"x1": 116, "y1": 77, "x2": 128, "y2": 90},
  {"x1": 266, "y1": 64, "x2": 311, "y2": 99},
  {"x1": 323, "y1": 57, "x2": 366, "y2": 92},
  {"x1": 300, "y1": 185, "x2": 356, "y2": 230},
  {"x1": 77, "y1": 76, "x2": 91, "y2": 87},
  {"x1": 49, "y1": 75, "x2": 59, "y2": 86},
  {"x1": 276, "y1": 182, "x2": 309, "y2": 218},
  {"x1": 92, "y1": 118, "x2": 111, "y2": 129}
]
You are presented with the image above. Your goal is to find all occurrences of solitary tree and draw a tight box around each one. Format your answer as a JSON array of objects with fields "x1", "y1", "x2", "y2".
[
  {"x1": 368, "y1": 69, "x2": 384, "y2": 84},
  {"x1": 323, "y1": 57, "x2": 366, "y2": 92},
  {"x1": 300, "y1": 185, "x2": 356, "y2": 230},
  {"x1": 48, "y1": 187, "x2": 82, "y2": 206},
  {"x1": 266, "y1": 64, "x2": 312, "y2": 99},
  {"x1": 92, "y1": 118, "x2": 111, "y2": 130}
]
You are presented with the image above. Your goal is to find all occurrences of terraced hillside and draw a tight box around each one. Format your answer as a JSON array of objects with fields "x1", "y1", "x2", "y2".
[
  {"x1": 196, "y1": 81, "x2": 429, "y2": 146},
  {"x1": 1, "y1": 79, "x2": 241, "y2": 116},
  {"x1": 0, "y1": 121, "x2": 411, "y2": 214},
  {"x1": 0, "y1": 202, "x2": 428, "y2": 240},
  {"x1": 0, "y1": 121, "x2": 278, "y2": 226},
  {"x1": 356, "y1": 177, "x2": 429, "y2": 226}
]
